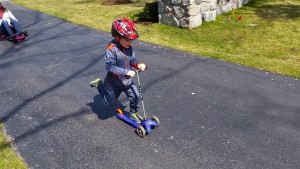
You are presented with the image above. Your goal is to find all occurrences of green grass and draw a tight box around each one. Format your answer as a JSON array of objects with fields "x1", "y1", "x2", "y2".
[
  {"x1": 0, "y1": 124, "x2": 27, "y2": 169},
  {"x1": 12, "y1": 0, "x2": 300, "y2": 78}
]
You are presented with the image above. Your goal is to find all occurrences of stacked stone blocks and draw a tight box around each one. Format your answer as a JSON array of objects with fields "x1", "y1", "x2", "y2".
[{"x1": 158, "y1": 0, "x2": 251, "y2": 28}]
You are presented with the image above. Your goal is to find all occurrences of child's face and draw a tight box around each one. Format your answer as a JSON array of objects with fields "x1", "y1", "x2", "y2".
[{"x1": 119, "y1": 38, "x2": 133, "y2": 48}]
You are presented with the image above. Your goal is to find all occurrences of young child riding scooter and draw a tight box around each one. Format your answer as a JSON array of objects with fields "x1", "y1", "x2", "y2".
[{"x1": 90, "y1": 18, "x2": 147, "y2": 123}]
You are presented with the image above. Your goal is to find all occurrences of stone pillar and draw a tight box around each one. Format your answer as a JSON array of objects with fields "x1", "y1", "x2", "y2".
[
  {"x1": 158, "y1": 0, "x2": 203, "y2": 29},
  {"x1": 201, "y1": 0, "x2": 217, "y2": 22},
  {"x1": 237, "y1": 0, "x2": 251, "y2": 8},
  {"x1": 158, "y1": 0, "x2": 251, "y2": 28},
  {"x1": 217, "y1": 0, "x2": 233, "y2": 14}
]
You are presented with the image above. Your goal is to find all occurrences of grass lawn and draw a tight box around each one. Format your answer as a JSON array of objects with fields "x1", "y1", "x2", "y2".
[{"x1": 0, "y1": 124, "x2": 27, "y2": 169}]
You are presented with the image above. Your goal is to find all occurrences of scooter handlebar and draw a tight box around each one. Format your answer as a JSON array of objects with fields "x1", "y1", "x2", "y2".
[
  {"x1": 124, "y1": 71, "x2": 139, "y2": 79},
  {"x1": 125, "y1": 67, "x2": 147, "y2": 79}
]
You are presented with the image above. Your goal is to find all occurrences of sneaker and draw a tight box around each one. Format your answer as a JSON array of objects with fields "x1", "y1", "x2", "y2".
[
  {"x1": 90, "y1": 78, "x2": 102, "y2": 89},
  {"x1": 129, "y1": 112, "x2": 143, "y2": 123},
  {"x1": 22, "y1": 30, "x2": 28, "y2": 37},
  {"x1": 9, "y1": 34, "x2": 16, "y2": 41}
]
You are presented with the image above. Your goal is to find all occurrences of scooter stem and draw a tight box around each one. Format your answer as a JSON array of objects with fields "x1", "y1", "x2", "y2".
[{"x1": 136, "y1": 70, "x2": 147, "y2": 120}]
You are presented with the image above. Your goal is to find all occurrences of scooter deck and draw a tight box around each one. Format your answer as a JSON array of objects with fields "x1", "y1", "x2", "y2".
[
  {"x1": 0, "y1": 32, "x2": 29, "y2": 42},
  {"x1": 116, "y1": 110, "x2": 159, "y2": 135},
  {"x1": 116, "y1": 112, "x2": 140, "y2": 128}
]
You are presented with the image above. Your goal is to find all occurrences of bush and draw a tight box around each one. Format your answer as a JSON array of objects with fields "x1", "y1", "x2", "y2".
[{"x1": 128, "y1": 1, "x2": 158, "y2": 23}]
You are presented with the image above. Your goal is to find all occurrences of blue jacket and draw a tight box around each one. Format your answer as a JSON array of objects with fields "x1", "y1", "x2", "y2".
[{"x1": 104, "y1": 39, "x2": 141, "y2": 86}]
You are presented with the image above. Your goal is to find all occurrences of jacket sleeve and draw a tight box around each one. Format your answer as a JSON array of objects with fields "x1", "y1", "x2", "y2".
[
  {"x1": 105, "y1": 48, "x2": 129, "y2": 76},
  {"x1": 129, "y1": 49, "x2": 141, "y2": 69},
  {"x1": 8, "y1": 11, "x2": 17, "y2": 22}
]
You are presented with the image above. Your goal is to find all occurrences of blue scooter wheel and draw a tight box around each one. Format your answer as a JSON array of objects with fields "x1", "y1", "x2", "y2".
[{"x1": 137, "y1": 125, "x2": 146, "y2": 138}]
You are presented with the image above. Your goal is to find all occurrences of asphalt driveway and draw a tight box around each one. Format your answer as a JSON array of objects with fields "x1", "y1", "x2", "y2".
[{"x1": 1, "y1": 2, "x2": 300, "y2": 169}]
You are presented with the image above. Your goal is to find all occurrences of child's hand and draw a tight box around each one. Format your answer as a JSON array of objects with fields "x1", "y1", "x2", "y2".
[
  {"x1": 127, "y1": 70, "x2": 136, "y2": 77},
  {"x1": 138, "y1": 63, "x2": 147, "y2": 71}
]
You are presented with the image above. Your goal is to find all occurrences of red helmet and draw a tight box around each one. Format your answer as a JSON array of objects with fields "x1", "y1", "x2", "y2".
[{"x1": 111, "y1": 18, "x2": 139, "y2": 40}]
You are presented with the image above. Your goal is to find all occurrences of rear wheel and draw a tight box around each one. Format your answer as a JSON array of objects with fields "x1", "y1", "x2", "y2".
[
  {"x1": 136, "y1": 125, "x2": 146, "y2": 138},
  {"x1": 151, "y1": 116, "x2": 160, "y2": 126}
]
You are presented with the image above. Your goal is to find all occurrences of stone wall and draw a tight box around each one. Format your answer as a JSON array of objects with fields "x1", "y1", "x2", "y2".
[{"x1": 158, "y1": 0, "x2": 251, "y2": 28}]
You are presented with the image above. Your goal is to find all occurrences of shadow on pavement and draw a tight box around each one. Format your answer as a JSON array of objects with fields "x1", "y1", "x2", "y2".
[
  {"x1": 0, "y1": 56, "x2": 100, "y2": 123},
  {"x1": 86, "y1": 94, "x2": 126, "y2": 120},
  {"x1": 15, "y1": 109, "x2": 90, "y2": 144}
]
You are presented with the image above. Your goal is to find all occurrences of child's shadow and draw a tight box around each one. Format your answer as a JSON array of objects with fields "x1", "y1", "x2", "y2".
[{"x1": 86, "y1": 94, "x2": 126, "y2": 120}]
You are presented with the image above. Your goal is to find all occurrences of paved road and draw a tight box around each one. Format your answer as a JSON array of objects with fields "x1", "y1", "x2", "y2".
[{"x1": 1, "y1": 2, "x2": 300, "y2": 169}]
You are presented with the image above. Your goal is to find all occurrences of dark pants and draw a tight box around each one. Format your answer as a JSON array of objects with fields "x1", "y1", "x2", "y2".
[{"x1": 98, "y1": 81, "x2": 140, "y2": 113}]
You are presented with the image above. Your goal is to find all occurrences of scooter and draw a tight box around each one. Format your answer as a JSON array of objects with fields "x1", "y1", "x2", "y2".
[
  {"x1": 0, "y1": 30, "x2": 29, "y2": 43},
  {"x1": 116, "y1": 69, "x2": 159, "y2": 138}
]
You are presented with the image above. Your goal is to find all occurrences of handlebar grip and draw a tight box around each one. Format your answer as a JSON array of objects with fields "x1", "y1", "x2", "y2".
[
  {"x1": 136, "y1": 67, "x2": 147, "y2": 73},
  {"x1": 125, "y1": 75, "x2": 131, "y2": 79}
]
